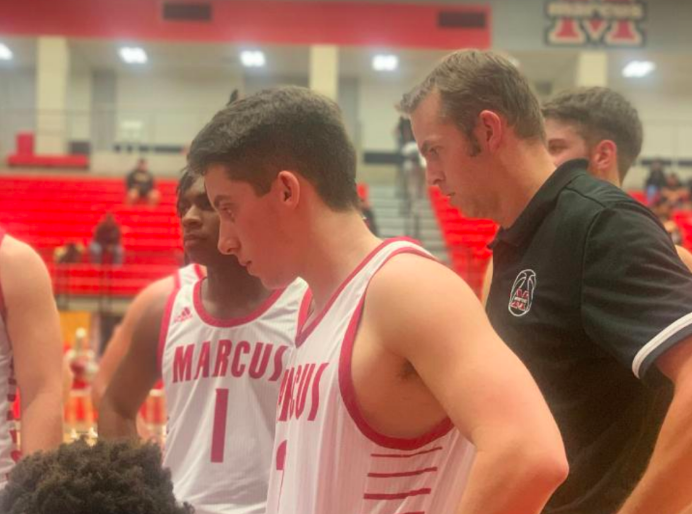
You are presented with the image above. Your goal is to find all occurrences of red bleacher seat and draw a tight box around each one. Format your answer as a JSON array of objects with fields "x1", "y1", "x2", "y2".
[
  {"x1": 0, "y1": 174, "x2": 368, "y2": 298},
  {"x1": 428, "y1": 186, "x2": 497, "y2": 297}
]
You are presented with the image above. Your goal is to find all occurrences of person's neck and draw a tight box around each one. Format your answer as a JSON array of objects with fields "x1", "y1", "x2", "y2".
[
  {"x1": 493, "y1": 142, "x2": 556, "y2": 228},
  {"x1": 297, "y1": 209, "x2": 381, "y2": 313},
  {"x1": 202, "y1": 261, "x2": 271, "y2": 319}
]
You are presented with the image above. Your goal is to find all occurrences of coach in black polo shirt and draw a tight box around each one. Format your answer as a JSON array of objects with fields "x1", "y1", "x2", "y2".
[{"x1": 401, "y1": 50, "x2": 692, "y2": 514}]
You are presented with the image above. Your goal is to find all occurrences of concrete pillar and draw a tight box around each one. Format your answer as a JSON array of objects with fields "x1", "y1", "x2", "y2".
[
  {"x1": 576, "y1": 51, "x2": 608, "y2": 87},
  {"x1": 309, "y1": 45, "x2": 339, "y2": 100},
  {"x1": 35, "y1": 37, "x2": 69, "y2": 154}
]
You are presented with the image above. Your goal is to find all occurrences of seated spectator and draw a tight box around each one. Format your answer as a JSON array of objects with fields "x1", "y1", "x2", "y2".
[
  {"x1": 660, "y1": 172, "x2": 688, "y2": 209},
  {"x1": 652, "y1": 198, "x2": 683, "y2": 245},
  {"x1": 0, "y1": 439, "x2": 193, "y2": 514},
  {"x1": 645, "y1": 158, "x2": 667, "y2": 204},
  {"x1": 126, "y1": 158, "x2": 161, "y2": 205},
  {"x1": 89, "y1": 213, "x2": 124, "y2": 265},
  {"x1": 53, "y1": 241, "x2": 84, "y2": 264}
]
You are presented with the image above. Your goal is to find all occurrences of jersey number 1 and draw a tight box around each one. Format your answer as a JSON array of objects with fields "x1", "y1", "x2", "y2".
[{"x1": 211, "y1": 388, "x2": 229, "y2": 463}]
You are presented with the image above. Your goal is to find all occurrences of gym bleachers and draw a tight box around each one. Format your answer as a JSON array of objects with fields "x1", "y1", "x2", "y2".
[
  {"x1": 0, "y1": 175, "x2": 182, "y2": 297},
  {"x1": 0, "y1": 176, "x2": 370, "y2": 298},
  {"x1": 428, "y1": 186, "x2": 497, "y2": 297}
]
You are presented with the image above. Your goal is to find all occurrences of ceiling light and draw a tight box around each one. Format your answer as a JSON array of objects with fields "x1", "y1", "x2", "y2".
[
  {"x1": 372, "y1": 54, "x2": 398, "y2": 72},
  {"x1": 0, "y1": 44, "x2": 13, "y2": 61},
  {"x1": 240, "y1": 50, "x2": 266, "y2": 68},
  {"x1": 119, "y1": 47, "x2": 147, "y2": 64},
  {"x1": 622, "y1": 60, "x2": 655, "y2": 78}
]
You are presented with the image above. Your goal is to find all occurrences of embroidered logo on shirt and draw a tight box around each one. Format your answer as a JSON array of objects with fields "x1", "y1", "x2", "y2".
[
  {"x1": 508, "y1": 269, "x2": 537, "y2": 317},
  {"x1": 173, "y1": 307, "x2": 193, "y2": 324}
]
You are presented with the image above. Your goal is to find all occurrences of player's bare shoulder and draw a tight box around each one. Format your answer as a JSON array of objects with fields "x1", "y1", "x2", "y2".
[{"x1": 0, "y1": 234, "x2": 52, "y2": 297}]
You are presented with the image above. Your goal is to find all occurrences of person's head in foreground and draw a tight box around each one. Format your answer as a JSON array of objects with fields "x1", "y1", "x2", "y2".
[
  {"x1": 0, "y1": 439, "x2": 193, "y2": 514},
  {"x1": 542, "y1": 86, "x2": 643, "y2": 187},
  {"x1": 398, "y1": 49, "x2": 549, "y2": 221},
  {"x1": 187, "y1": 86, "x2": 364, "y2": 289}
]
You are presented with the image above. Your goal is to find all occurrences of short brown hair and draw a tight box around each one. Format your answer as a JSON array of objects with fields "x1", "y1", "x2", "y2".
[
  {"x1": 187, "y1": 86, "x2": 359, "y2": 211},
  {"x1": 542, "y1": 87, "x2": 643, "y2": 181},
  {"x1": 399, "y1": 50, "x2": 546, "y2": 147}
]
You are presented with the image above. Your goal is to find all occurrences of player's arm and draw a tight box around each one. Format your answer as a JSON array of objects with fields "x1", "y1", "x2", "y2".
[
  {"x1": 675, "y1": 245, "x2": 692, "y2": 273},
  {"x1": 98, "y1": 286, "x2": 168, "y2": 440},
  {"x1": 366, "y1": 255, "x2": 568, "y2": 514},
  {"x1": 92, "y1": 276, "x2": 174, "y2": 410},
  {"x1": 480, "y1": 259, "x2": 493, "y2": 306},
  {"x1": 0, "y1": 237, "x2": 63, "y2": 454},
  {"x1": 616, "y1": 339, "x2": 692, "y2": 514}
]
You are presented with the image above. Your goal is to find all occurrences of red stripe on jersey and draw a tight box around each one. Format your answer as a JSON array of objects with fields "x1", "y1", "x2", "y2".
[
  {"x1": 368, "y1": 467, "x2": 438, "y2": 478},
  {"x1": 371, "y1": 447, "x2": 443, "y2": 459},
  {"x1": 295, "y1": 289, "x2": 313, "y2": 341},
  {"x1": 157, "y1": 287, "x2": 180, "y2": 376},
  {"x1": 193, "y1": 263, "x2": 204, "y2": 280},
  {"x1": 296, "y1": 238, "x2": 421, "y2": 347},
  {"x1": 338, "y1": 247, "x2": 454, "y2": 451},
  {"x1": 193, "y1": 280, "x2": 287, "y2": 328},
  {"x1": 363, "y1": 488, "x2": 431, "y2": 501}
]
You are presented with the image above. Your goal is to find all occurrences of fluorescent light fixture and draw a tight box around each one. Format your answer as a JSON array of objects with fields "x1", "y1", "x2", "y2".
[
  {"x1": 622, "y1": 60, "x2": 655, "y2": 78},
  {"x1": 372, "y1": 54, "x2": 398, "y2": 72},
  {"x1": 240, "y1": 50, "x2": 266, "y2": 68},
  {"x1": 119, "y1": 47, "x2": 147, "y2": 64},
  {"x1": 0, "y1": 44, "x2": 13, "y2": 61}
]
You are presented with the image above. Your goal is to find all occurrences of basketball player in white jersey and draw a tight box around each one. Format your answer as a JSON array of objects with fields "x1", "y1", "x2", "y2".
[
  {"x1": 99, "y1": 171, "x2": 307, "y2": 514},
  {"x1": 189, "y1": 86, "x2": 568, "y2": 514},
  {"x1": 92, "y1": 256, "x2": 205, "y2": 437},
  {"x1": 0, "y1": 229, "x2": 64, "y2": 487}
]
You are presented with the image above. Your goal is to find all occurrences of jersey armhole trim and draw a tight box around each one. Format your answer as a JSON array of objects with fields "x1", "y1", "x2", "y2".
[
  {"x1": 297, "y1": 237, "x2": 422, "y2": 347},
  {"x1": 338, "y1": 247, "x2": 455, "y2": 451},
  {"x1": 632, "y1": 311, "x2": 692, "y2": 378},
  {"x1": 295, "y1": 288, "x2": 313, "y2": 343},
  {"x1": 157, "y1": 287, "x2": 180, "y2": 376}
]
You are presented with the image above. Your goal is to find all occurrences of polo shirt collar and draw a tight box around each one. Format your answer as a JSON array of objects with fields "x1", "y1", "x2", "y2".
[{"x1": 490, "y1": 158, "x2": 588, "y2": 249}]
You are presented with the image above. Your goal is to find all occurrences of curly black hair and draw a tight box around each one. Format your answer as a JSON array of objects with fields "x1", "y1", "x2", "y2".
[{"x1": 0, "y1": 439, "x2": 194, "y2": 514}]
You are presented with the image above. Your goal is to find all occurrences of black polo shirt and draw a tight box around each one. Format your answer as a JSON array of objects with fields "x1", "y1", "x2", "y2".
[{"x1": 486, "y1": 159, "x2": 692, "y2": 514}]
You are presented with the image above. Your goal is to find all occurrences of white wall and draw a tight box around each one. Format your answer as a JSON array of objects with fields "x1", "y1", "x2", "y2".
[
  {"x1": 621, "y1": 91, "x2": 692, "y2": 189},
  {"x1": 357, "y1": 76, "x2": 417, "y2": 152},
  {"x1": 115, "y1": 70, "x2": 243, "y2": 147},
  {"x1": 0, "y1": 68, "x2": 35, "y2": 157}
]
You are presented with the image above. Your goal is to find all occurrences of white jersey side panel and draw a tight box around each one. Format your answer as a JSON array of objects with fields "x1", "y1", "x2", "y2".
[
  {"x1": 160, "y1": 278, "x2": 308, "y2": 514},
  {"x1": 266, "y1": 239, "x2": 475, "y2": 514},
  {"x1": 0, "y1": 230, "x2": 18, "y2": 489}
]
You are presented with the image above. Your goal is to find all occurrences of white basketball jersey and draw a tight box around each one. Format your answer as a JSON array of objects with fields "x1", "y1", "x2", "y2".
[
  {"x1": 0, "y1": 229, "x2": 18, "y2": 489},
  {"x1": 266, "y1": 239, "x2": 475, "y2": 514},
  {"x1": 175, "y1": 263, "x2": 205, "y2": 289},
  {"x1": 159, "y1": 277, "x2": 308, "y2": 514}
]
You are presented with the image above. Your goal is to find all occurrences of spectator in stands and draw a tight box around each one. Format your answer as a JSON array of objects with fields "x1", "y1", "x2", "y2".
[
  {"x1": 652, "y1": 198, "x2": 683, "y2": 245},
  {"x1": 53, "y1": 241, "x2": 84, "y2": 264},
  {"x1": 645, "y1": 158, "x2": 667, "y2": 204},
  {"x1": 0, "y1": 439, "x2": 193, "y2": 514},
  {"x1": 125, "y1": 158, "x2": 161, "y2": 206},
  {"x1": 660, "y1": 172, "x2": 688, "y2": 209},
  {"x1": 89, "y1": 212, "x2": 124, "y2": 265}
]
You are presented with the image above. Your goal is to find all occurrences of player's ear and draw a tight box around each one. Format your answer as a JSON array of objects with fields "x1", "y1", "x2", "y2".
[
  {"x1": 591, "y1": 140, "x2": 618, "y2": 182},
  {"x1": 477, "y1": 110, "x2": 504, "y2": 153},
  {"x1": 275, "y1": 171, "x2": 300, "y2": 209}
]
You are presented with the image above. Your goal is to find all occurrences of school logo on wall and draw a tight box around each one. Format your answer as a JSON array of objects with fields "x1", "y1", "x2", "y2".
[
  {"x1": 508, "y1": 270, "x2": 537, "y2": 317},
  {"x1": 545, "y1": 0, "x2": 646, "y2": 47}
]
